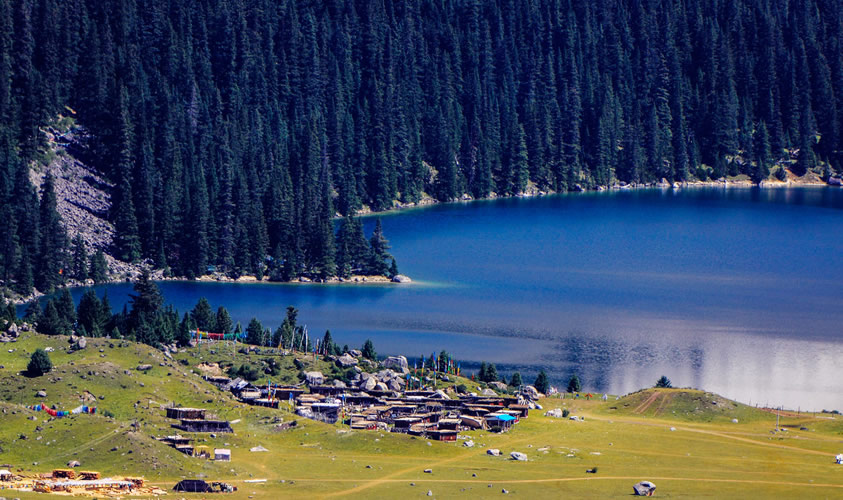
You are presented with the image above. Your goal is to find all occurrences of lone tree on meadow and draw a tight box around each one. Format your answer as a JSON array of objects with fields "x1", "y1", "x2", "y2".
[
  {"x1": 567, "y1": 374, "x2": 582, "y2": 393},
  {"x1": 27, "y1": 348, "x2": 53, "y2": 376},
  {"x1": 509, "y1": 372, "x2": 523, "y2": 388},
  {"x1": 534, "y1": 370, "x2": 549, "y2": 394},
  {"x1": 655, "y1": 375, "x2": 673, "y2": 388}
]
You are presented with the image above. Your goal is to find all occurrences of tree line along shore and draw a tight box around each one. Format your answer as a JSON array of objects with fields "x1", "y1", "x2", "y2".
[{"x1": 3, "y1": 0, "x2": 843, "y2": 301}]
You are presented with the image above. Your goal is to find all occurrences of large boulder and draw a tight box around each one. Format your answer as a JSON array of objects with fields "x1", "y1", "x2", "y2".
[
  {"x1": 382, "y1": 356, "x2": 409, "y2": 373},
  {"x1": 545, "y1": 409, "x2": 563, "y2": 418},
  {"x1": 374, "y1": 382, "x2": 389, "y2": 392},
  {"x1": 481, "y1": 388, "x2": 497, "y2": 396},
  {"x1": 521, "y1": 385, "x2": 543, "y2": 400},
  {"x1": 349, "y1": 349, "x2": 363, "y2": 358},
  {"x1": 633, "y1": 481, "x2": 656, "y2": 496},
  {"x1": 73, "y1": 337, "x2": 87, "y2": 350},
  {"x1": 391, "y1": 274, "x2": 412, "y2": 283},
  {"x1": 6, "y1": 323, "x2": 18, "y2": 337},
  {"x1": 337, "y1": 353, "x2": 358, "y2": 368},
  {"x1": 67, "y1": 460, "x2": 81, "y2": 468},
  {"x1": 359, "y1": 376, "x2": 377, "y2": 391},
  {"x1": 510, "y1": 452, "x2": 528, "y2": 461},
  {"x1": 332, "y1": 379, "x2": 347, "y2": 388},
  {"x1": 489, "y1": 381, "x2": 508, "y2": 391},
  {"x1": 304, "y1": 371, "x2": 324, "y2": 386},
  {"x1": 432, "y1": 389, "x2": 451, "y2": 400},
  {"x1": 35, "y1": 390, "x2": 47, "y2": 398},
  {"x1": 486, "y1": 449, "x2": 501, "y2": 456},
  {"x1": 136, "y1": 364, "x2": 152, "y2": 372},
  {"x1": 387, "y1": 379, "x2": 402, "y2": 392}
]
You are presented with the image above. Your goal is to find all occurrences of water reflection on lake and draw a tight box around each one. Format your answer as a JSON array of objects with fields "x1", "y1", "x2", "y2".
[{"x1": 52, "y1": 187, "x2": 843, "y2": 410}]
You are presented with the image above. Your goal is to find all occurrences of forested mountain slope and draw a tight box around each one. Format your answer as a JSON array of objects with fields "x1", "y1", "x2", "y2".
[{"x1": 1, "y1": 0, "x2": 841, "y2": 295}]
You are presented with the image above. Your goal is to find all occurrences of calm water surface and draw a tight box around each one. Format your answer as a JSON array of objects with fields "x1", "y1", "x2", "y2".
[{"x1": 57, "y1": 188, "x2": 843, "y2": 410}]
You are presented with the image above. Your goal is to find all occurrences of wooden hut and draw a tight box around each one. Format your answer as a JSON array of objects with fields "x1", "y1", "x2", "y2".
[
  {"x1": 165, "y1": 407, "x2": 206, "y2": 420},
  {"x1": 427, "y1": 429, "x2": 458, "y2": 441},
  {"x1": 485, "y1": 414, "x2": 516, "y2": 432},
  {"x1": 172, "y1": 419, "x2": 233, "y2": 433}
]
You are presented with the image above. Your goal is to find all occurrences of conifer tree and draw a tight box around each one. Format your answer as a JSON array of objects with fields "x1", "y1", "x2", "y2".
[
  {"x1": 35, "y1": 173, "x2": 66, "y2": 292},
  {"x1": 215, "y1": 306, "x2": 233, "y2": 335},
  {"x1": 366, "y1": 218, "x2": 391, "y2": 276},
  {"x1": 534, "y1": 369, "x2": 549, "y2": 394},
  {"x1": 190, "y1": 297, "x2": 215, "y2": 331},
  {"x1": 89, "y1": 250, "x2": 108, "y2": 283}
]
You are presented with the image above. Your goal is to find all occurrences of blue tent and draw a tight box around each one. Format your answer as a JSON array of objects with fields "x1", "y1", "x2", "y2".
[{"x1": 495, "y1": 414, "x2": 516, "y2": 422}]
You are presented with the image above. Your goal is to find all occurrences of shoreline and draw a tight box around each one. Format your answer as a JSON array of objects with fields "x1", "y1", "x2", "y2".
[
  {"x1": 350, "y1": 175, "x2": 836, "y2": 219},
  {"x1": 10, "y1": 179, "x2": 838, "y2": 306}
]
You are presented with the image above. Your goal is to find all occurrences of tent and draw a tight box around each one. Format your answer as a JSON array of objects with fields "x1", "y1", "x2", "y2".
[
  {"x1": 214, "y1": 448, "x2": 231, "y2": 461},
  {"x1": 836, "y1": 454, "x2": 843, "y2": 464},
  {"x1": 173, "y1": 479, "x2": 213, "y2": 493}
]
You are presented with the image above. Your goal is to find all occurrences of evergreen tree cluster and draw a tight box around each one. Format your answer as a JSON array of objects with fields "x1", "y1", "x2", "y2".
[{"x1": 2, "y1": 0, "x2": 842, "y2": 292}]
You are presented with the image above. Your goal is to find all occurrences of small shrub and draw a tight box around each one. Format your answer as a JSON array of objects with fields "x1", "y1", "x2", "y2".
[
  {"x1": 456, "y1": 384, "x2": 468, "y2": 394},
  {"x1": 562, "y1": 409, "x2": 570, "y2": 418},
  {"x1": 178, "y1": 358, "x2": 189, "y2": 366},
  {"x1": 27, "y1": 349, "x2": 52, "y2": 376},
  {"x1": 103, "y1": 409, "x2": 115, "y2": 418}
]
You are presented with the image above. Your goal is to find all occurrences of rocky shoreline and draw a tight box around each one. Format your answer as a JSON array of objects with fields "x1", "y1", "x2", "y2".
[{"x1": 350, "y1": 172, "x2": 837, "y2": 219}]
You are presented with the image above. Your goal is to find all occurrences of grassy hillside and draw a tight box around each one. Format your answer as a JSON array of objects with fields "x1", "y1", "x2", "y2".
[{"x1": 1, "y1": 333, "x2": 842, "y2": 499}]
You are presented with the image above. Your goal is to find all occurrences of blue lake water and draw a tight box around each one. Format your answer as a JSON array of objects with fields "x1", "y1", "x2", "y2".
[{"x1": 52, "y1": 187, "x2": 843, "y2": 410}]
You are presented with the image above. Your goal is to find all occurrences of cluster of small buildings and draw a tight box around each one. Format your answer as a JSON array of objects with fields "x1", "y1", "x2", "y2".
[{"x1": 204, "y1": 373, "x2": 533, "y2": 441}]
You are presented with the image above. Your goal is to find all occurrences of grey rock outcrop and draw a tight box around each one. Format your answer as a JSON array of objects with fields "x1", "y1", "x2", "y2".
[
  {"x1": 304, "y1": 371, "x2": 324, "y2": 385},
  {"x1": 337, "y1": 353, "x2": 358, "y2": 367},
  {"x1": 489, "y1": 381, "x2": 508, "y2": 391},
  {"x1": 382, "y1": 356, "x2": 409, "y2": 373},
  {"x1": 510, "y1": 451, "x2": 528, "y2": 461},
  {"x1": 359, "y1": 376, "x2": 377, "y2": 391},
  {"x1": 520, "y1": 385, "x2": 542, "y2": 400}
]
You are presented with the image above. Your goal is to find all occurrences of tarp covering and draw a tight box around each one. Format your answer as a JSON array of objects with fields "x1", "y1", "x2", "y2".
[{"x1": 495, "y1": 414, "x2": 516, "y2": 422}]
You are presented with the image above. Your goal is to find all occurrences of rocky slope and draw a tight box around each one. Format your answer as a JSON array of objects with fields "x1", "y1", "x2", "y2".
[{"x1": 30, "y1": 123, "x2": 160, "y2": 284}]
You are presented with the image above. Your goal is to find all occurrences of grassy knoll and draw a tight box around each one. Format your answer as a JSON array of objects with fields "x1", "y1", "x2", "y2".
[{"x1": 1, "y1": 333, "x2": 842, "y2": 499}]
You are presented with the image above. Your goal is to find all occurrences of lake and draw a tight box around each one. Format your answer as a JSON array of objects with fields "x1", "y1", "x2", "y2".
[{"x1": 53, "y1": 187, "x2": 843, "y2": 410}]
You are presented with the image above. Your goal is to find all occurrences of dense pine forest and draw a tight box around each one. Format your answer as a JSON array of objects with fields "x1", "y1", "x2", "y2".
[{"x1": 1, "y1": 0, "x2": 842, "y2": 296}]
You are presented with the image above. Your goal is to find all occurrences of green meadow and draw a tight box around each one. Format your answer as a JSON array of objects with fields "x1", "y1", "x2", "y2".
[{"x1": 1, "y1": 333, "x2": 841, "y2": 499}]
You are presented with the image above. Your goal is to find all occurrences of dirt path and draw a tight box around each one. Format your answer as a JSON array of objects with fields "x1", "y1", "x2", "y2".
[
  {"x1": 633, "y1": 392, "x2": 660, "y2": 414},
  {"x1": 323, "y1": 428, "x2": 559, "y2": 498},
  {"x1": 257, "y1": 476, "x2": 843, "y2": 489},
  {"x1": 655, "y1": 392, "x2": 673, "y2": 416},
  {"x1": 586, "y1": 413, "x2": 836, "y2": 457}
]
